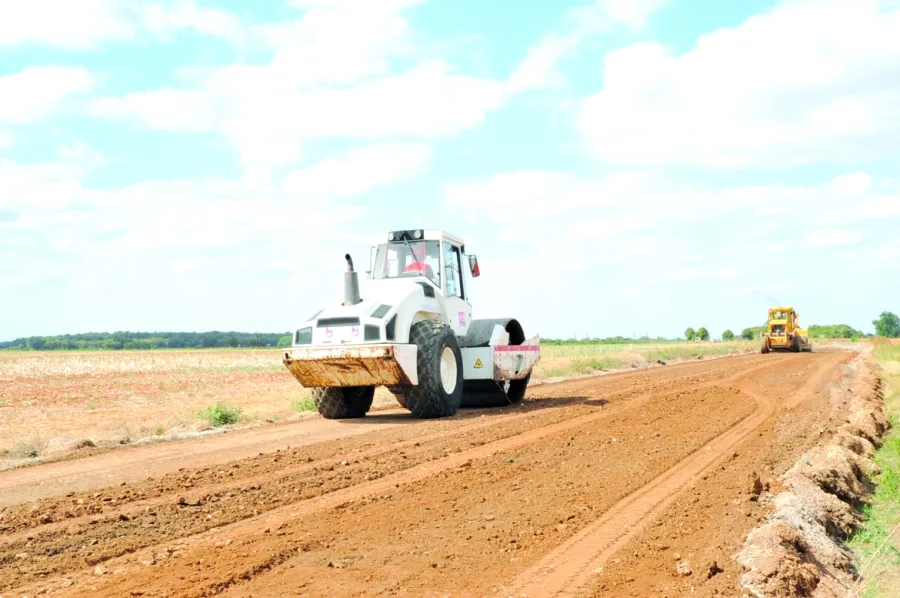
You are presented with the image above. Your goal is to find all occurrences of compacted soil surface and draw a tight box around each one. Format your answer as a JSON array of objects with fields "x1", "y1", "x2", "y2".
[{"x1": 0, "y1": 349, "x2": 859, "y2": 597}]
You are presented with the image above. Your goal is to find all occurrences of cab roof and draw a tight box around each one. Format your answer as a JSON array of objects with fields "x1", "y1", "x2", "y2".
[{"x1": 380, "y1": 229, "x2": 467, "y2": 248}]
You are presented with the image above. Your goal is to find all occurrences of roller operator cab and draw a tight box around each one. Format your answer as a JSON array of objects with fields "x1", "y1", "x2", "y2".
[
  {"x1": 760, "y1": 306, "x2": 812, "y2": 354},
  {"x1": 282, "y1": 229, "x2": 541, "y2": 419}
]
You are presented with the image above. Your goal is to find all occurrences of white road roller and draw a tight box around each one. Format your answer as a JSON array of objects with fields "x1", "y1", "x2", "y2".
[{"x1": 282, "y1": 228, "x2": 541, "y2": 419}]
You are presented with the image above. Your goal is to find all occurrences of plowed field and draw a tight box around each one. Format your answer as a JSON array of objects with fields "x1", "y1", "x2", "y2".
[{"x1": 0, "y1": 349, "x2": 855, "y2": 597}]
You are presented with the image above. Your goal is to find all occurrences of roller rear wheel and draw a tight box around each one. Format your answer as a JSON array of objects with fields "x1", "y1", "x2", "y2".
[{"x1": 460, "y1": 373, "x2": 531, "y2": 408}]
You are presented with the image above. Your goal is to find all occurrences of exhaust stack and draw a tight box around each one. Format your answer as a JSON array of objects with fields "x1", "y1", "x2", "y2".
[{"x1": 343, "y1": 253, "x2": 362, "y2": 306}]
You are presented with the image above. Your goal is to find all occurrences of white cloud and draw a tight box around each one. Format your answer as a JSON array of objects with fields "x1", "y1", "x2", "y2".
[
  {"x1": 143, "y1": 0, "x2": 243, "y2": 44},
  {"x1": 803, "y1": 229, "x2": 863, "y2": 248},
  {"x1": 568, "y1": 0, "x2": 671, "y2": 31},
  {"x1": 0, "y1": 0, "x2": 137, "y2": 49},
  {"x1": 443, "y1": 168, "x2": 897, "y2": 279},
  {"x1": 255, "y1": 0, "x2": 423, "y2": 89},
  {"x1": 0, "y1": 131, "x2": 12, "y2": 149},
  {"x1": 831, "y1": 172, "x2": 873, "y2": 197},
  {"x1": 0, "y1": 0, "x2": 243, "y2": 49},
  {"x1": 441, "y1": 167, "x2": 899, "y2": 337},
  {"x1": 0, "y1": 67, "x2": 93, "y2": 125},
  {"x1": 58, "y1": 141, "x2": 108, "y2": 169},
  {"x1": 578, "y1": 0, "x2": 900, "y2": 168},
  {"x1": 1, "y1": 140, "x2": 421, "y2": 266},
  {"x1": 91, "y1": 60, "x2": 502, "y2": 180},
  {"x1": 0, "y1": 151, "x2": 374, "y2": 337},
  {"x1": 506, "y1": 34, "x2": 581, "y2": 95},
  {"x1": 282, "y1": 143, "x2": 432, "y2": 197},
  {"x1": 91, "y1": 0, "x2": 507, "y2": 183},
  {"x1": 663, "y1": 267, "x2": 745, "y2": 282},
  {"x1": 88, "y1": 88, "x2": 218, "y2": 132},
  {"x1": 839, "y1": 238, "x2": 900, "y2": 273},
  {"x1": 505, "y1": 0, "x2": 670, "y2": 96}
]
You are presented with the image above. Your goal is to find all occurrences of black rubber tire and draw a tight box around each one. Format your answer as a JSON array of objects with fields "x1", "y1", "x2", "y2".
[
  {"x1": 460, "y1": 381, "x2": 505, "y2": 407},
  {"x1": 404, "y1": 320, "x2": 463, "y2": 419},
  {"x1": 461, "y1": 372, "x2": 531, "y2": 408},
  {"x1": 791, "y1": 335, "x2": 801, "y2": 353},
  {"x1": 506, "y1": 372, "x2": 531, "y2": 403},
  {"x1": 311, "y1": 386, "x2": 374, "y2": 419},
  {"x1": 760, "y1": 336, "x2": 769, "y2": 354},
  {"x1": 393, "y1": 392, "x2": 408, "y2": 408},
  {"x1": 386, "y1": 386, "x2": 407, "y2": 407}
]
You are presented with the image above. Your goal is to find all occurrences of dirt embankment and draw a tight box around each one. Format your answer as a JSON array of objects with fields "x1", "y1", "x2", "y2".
[{"x1": 737, "y1": 349, "x2": 890, "y2": 597}]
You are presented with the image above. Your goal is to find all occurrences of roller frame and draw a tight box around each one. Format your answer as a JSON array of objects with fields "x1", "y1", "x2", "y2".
[{"x1": 282, "y1": 229, "x2": 542, "y2": 417}]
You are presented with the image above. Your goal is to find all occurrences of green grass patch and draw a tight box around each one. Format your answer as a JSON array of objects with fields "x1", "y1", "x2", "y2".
[
  {"x1": 875, "y1": 342, "x2": 900, "y2": 363},
  {"x1": 197, "y1": 402, "x2": 243, "y2": 427},
  {"x1": 293, "y1": 397, "x2": 316, "y2": 412},
  {"x1": 848, "y1": 342, "x2": 900, "y2": 597},
  {"x1": 544, "y1": 356, "x2": 623, "y2": 378},
  {"x1": 539, "y1": 340, "x2": 752, "y2": 379},
  {"x1": 641, "y1": 343, "x2": 748, "y2": 364}
]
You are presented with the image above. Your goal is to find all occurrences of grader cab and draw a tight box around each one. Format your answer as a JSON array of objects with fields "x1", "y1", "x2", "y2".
[{"x1": 760, "y1": 307, "x2": 811, "y2": 353}]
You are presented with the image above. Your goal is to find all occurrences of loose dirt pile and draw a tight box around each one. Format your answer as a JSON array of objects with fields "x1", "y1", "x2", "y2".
[{"x1": 737, "y1": 350, "x2": 889, "y2": 597}]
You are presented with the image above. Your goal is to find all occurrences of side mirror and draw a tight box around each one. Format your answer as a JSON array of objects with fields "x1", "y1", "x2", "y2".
[{"x1": 468, "y1": 254, "x2": 480, "y2": 277}]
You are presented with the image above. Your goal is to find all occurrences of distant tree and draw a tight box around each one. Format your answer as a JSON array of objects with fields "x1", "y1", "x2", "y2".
[
  {"x1": 26, "y1": 336, "x2": 46, "y2": 350},
  {"x1": 809, "y1": 324, "x2": 864, "y2": 339},
  {"x1": 685, "y1": 327, "x2": 696, "y2": 341},
  {"x1": 741, "y1": 328, "x2": 755, "y2": 340},
  {"x1": 697, "y1": 327, "x2": 710, "y2": 341},
  {"x1": 227, "y1": 335, "x2": 240, "y2": 348},
  {"x1": 722, "y1": 329, "x2": 734, "y2": 341},
  {"x1": 873, "y1": 311, "x2": 900, "y2": 338}
]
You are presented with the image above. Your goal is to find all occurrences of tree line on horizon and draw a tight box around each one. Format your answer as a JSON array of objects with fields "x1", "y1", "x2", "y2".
[
  {"x1": 0, "y1": 331, "x2": 293, "y2": 351},
  {"x1": 2, "y1": 312, "x2": 897, "y2": 351}
]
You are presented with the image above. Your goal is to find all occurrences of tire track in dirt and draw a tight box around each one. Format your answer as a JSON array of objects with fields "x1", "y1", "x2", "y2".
[
  {"x1": 28, "y1": 384, "x2": 757, "y2": 598},
  {"x1": 585, "y1": 349, "x2": 857, "y2": 597},
  {"x1": 0, "y1": 354, "x2": 797, "y2": 597},
  {"x1": 0, "y1": 405, "x2": 578, "y2": 543},
  {"x1": 503, "y1": 351, "x2": 849, "y2": 598},
  {"x1": 0, "y1": 355, "x2": 779, "y2": 540},
  {"x1": 1, "y1": 351, "x2": 764, "y2": 500},
  {"x1": 0, "y1": 404, "x2": 698, "y2": 592}
]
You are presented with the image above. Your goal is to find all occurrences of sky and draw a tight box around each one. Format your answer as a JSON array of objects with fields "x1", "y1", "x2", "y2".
[{"x1": 1, "y1": 0, "x2": 899, "y2": 342}]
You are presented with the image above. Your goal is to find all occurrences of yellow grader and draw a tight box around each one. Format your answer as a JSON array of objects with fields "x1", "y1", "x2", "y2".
[{"x1": 760, "y1": 306, "x2": 812, "y2": 353}]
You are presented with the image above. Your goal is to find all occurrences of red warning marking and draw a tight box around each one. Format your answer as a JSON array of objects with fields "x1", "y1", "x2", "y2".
[{"x1": 493, "y1": 345, "x2": 540, "y2": 352}]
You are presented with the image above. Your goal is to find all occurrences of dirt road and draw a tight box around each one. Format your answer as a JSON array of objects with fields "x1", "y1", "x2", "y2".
[{"x1": 0, "y1": 350, "x2": 855, "y2": 597}]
